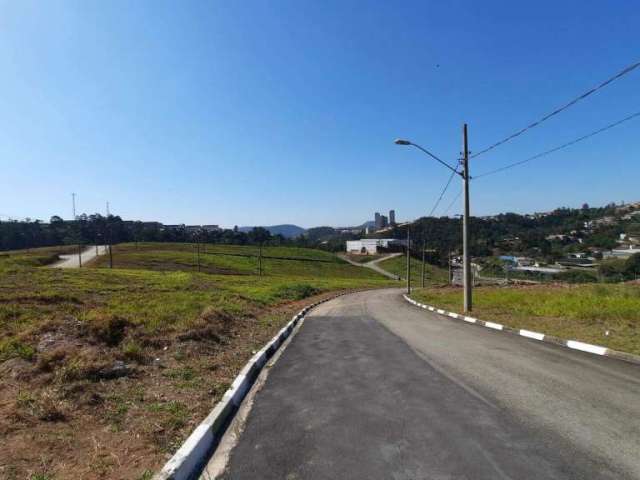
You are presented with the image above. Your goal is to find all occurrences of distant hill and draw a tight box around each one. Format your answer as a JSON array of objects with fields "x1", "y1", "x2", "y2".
[
  {"x1": 238, "y1": 224, "x2": 306, "y2": 239},
  {"x1": 359, "y1": 220, "x2": 375, "y2": 229}
]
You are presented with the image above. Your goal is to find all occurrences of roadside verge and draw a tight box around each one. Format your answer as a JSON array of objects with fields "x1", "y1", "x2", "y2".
[
  {"x1": 152, "y1": 291, "x2": 349, "y2": 480},
  {"x1": 403, "y1": 294, "x2": 640, "y2": 366}
]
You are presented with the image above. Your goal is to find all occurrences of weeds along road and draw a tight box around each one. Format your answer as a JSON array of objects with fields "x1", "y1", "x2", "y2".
[
  {"x1": 215, "y1": 288, "x2": 640, "y2": 480},
  {"x1": 50, "y1": 245, "x2": 107, "y2": 268}
]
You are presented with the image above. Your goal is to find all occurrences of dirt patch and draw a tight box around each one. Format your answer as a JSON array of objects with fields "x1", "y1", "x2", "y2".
[{"x1": 0, "y1": 290, "x2": 352, "y2": 480}]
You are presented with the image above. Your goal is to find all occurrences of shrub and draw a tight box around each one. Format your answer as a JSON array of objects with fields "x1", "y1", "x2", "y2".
[
  {"x1": 87, "y1": 314, "x2": 130, "y2": 346},
  {"x1": 555, "y1": 270, "x2": 597, "y2": 284},
  {"x1": 599, "y1": 258, "x2": 627, "y2": 281},
  {"x1": 275, "y1": 284, "x2": 320, "y2": 301},
  {"x1": 624, "y1": 253, "x2": 640, "y2": 278},
  {"x1": 121, "y1": 339, "x2": 146, "y2": 363},
  {"x1": 0, "y1": 339, "x2": 36, "y2": 362}
]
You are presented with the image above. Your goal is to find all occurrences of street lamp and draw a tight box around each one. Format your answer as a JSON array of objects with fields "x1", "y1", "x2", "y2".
[{"x1": 395, "y1": 125, "x2": 473, "y2": 312}]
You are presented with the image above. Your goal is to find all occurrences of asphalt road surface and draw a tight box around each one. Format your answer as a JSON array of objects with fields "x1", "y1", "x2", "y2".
[
  {"x1": 219, "y1": 289, "x2": 640, "y2": 480},
  {"x1": 51, "y1": 245, "x2": 108, "y2": 268}
]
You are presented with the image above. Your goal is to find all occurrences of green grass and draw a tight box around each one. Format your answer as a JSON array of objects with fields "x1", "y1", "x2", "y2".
[
  {"x1": 0, "y1": 244, "x2": 392, "y2": 354},
  {"x1": 411, "y1": 284, "x2": 640, "y2": 355},
  {"x1": 0, "y1": 244, "x2": 392, "y2": 478},
  {"x1": 377, "y1": 255, "x2": 449, "y2": 286},
  {"x1": 342, "y1": 253, "x2": 385, "y2": 263},
  {"x1": 0, "y1": 245, "x2": 78, "y2": 269},
  {"x1": 90, "y1": 243, "x2": 374, "y2": 279}
]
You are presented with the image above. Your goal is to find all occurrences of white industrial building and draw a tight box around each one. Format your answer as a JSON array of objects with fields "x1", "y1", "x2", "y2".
[{"x1": 346, "y1": 238, "x2": 405, "y2": 255}]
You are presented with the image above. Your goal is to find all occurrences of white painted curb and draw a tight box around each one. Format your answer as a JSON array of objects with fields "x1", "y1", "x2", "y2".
[
  {"x1": 153, "y1": 291, "x2": 355, "y2": 480},
  {"x1": 402, "y1": 294, "x2": 640, "y2": 366}
]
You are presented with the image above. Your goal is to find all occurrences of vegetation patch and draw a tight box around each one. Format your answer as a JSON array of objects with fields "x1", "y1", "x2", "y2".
[
  {"x1": 411, "y1": 283, "x2": 640, "y2": 355},
  {"x1": 378, "y1": 255, "x2": 449, "y2": 285},
  {"x1": 0, "y1": 243, "x2": 391, "y2": 479}
]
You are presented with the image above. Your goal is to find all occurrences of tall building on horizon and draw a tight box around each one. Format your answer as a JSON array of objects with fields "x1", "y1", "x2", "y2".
[
  {"x1": 389, "y1": 209, "x2": 396, "y2": 225},
  {"x1": 374, "y1": 212, "x2": 382, "y2": 230}
]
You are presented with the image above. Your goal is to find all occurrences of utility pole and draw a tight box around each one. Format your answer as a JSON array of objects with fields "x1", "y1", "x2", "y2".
[
  {"x1": 406, "y1": 226, "x2": 411, "y2": 295},
  {"x1": 72, "y1": 193, "x2": 76, "y2": 220},
  {"x1": 107, "y1": 223, "x2": 113, "y2": 268},
  {"x1": 78, "y1": 244, "x2": 82, "y2": 268},
  {"x1": 448, "y1": 251, "x2": 453, "y2": 285},
  {"x1": 462, "y1": 124, "x2": 472, "y2": 312},
  {"x1": 196, "y1": 238, "x2": 201, "y2": 272},
  {"x1": 106, "y1": 201, "x2": 110, "y2": 217},
  {"x1": 421, "y1": 238, "x2": 426, "y2": 288}
]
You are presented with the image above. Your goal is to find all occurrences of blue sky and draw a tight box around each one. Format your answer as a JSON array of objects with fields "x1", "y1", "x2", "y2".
[{"x1": 1, "y1": 1, "x2": 638, "y2": 228}]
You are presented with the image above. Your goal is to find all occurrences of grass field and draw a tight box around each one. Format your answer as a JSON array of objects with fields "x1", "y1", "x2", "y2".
[
  {"x1": 90, "y1": 243, "x2": 376, "y2": 279},
  {"x1": 377, "y1": 254, "x2": 449, "y2": 286},
  {"x1": 342, "y1": 253, "x2": 386, "y2": 263},
  {"x1": 0, "y1": 243, "x2": 392, "y2": 479},
  {"x1": 411, "y1": 283, "x2": 640, "y2": 355}
]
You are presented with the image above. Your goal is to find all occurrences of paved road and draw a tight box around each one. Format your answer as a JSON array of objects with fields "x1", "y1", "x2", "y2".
[
  {"x1": 51, "y1": 245, "x2": 108, "y2": 268},
  {"x1": 219, "y1": 289, "x2": 640, "y2": 480}
]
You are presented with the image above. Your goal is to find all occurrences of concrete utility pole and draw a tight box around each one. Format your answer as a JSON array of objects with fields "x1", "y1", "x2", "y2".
[
  {"x1": 421, "y1": 238, "x2": 426, "y2": 288},
  {"x1": 462, "y1": 124, "x2": 472, "y2": 312},
  {"x1": 394, "y1": 134, "x2": 471, "y2": 310},
  {"x1": 196, "y1": 239, "x2": 201, "y2": 272},
  {"x1": 406, "y1": 226, "x2": 411, "y2": 295},
  {"x1": 78, "y1": 244, "x2": 82, "y2": 268},
  {"x1": 72, "y1": 193, "x2": 77, "y2": 220}
]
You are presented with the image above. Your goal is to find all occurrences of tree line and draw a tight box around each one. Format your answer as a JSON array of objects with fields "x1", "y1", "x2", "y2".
[{"x1": 0, "y1": 214, "x2": 308, "y2": 252}]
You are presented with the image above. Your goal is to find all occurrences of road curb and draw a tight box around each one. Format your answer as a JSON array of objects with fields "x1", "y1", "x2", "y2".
[
  {"x1": 152, "y1": 291, "x2": 353, "y2": 480},
  {"x1": 402, "y1": 294, "x2": 640, "y2": 367}
]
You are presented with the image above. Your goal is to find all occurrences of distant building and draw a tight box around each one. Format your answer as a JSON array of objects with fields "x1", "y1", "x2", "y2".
[
  {"x1": 373, "y1": 210, "x2": 395, "y2": 230},
  {"x1": 202, "y1": 225, "x2": 220, "y2": 232},
  {"x1": 346, "y1": 238, "x2": 406, "y2": 255}
]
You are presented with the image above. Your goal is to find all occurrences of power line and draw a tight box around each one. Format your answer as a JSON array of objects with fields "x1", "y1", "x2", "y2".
[
  {"x1": 474, "y1": 110, "x2": 640, "y2": 179},
  {"x1": 471, "y1": 60, "x2": 640, "y2": 159},
  {"x1": 428, "y1": 162, "x2": 460, "y2": 217},
  {"x1": 442, "y1": 189, "x2": 462, "y2": 216}
]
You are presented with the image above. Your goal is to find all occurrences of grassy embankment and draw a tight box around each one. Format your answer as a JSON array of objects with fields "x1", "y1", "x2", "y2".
[
  {"x1": 377, "y1": 254, "x2": 449, "y2": 286},
  {"x1": 341, "y1": 253, "x2": 386, "y2": 264},
  {"x1": 0, "y1": 243, "x2": 391, "y2": 480},
  {"x1": 411, "y1": 284, "x2": 640, "y2": 355}
]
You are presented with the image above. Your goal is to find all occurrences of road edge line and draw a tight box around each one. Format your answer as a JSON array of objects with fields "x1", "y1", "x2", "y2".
[
  {"x1": 402, "y1": 294, "x2": 640, "y2": 366},
  {"x1": 152, "y1": 290, "x2": 354, "y2": 480}
]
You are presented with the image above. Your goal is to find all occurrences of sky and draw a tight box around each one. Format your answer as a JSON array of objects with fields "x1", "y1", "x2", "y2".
[{"x1": 1, "y1": 0, "x2": 638, "y2": 228}]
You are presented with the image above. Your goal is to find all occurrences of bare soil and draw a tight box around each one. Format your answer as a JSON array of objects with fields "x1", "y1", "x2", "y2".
[{"x1": 0, "y1": 291, "x2": 345, "y2": 480}]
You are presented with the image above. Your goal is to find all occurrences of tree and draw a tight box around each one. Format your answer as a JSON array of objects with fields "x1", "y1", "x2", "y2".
[
  {"x1": 247, "y1": 227, "x2": 271, "y2": 245},
  {"x1": 624, "y1": 253, "x2": 640, "y2": 278}
]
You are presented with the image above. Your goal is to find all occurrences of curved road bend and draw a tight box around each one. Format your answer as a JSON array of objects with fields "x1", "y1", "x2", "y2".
[{"x1": 216, "y1": 289, "x2": 640, "y2": 480}]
